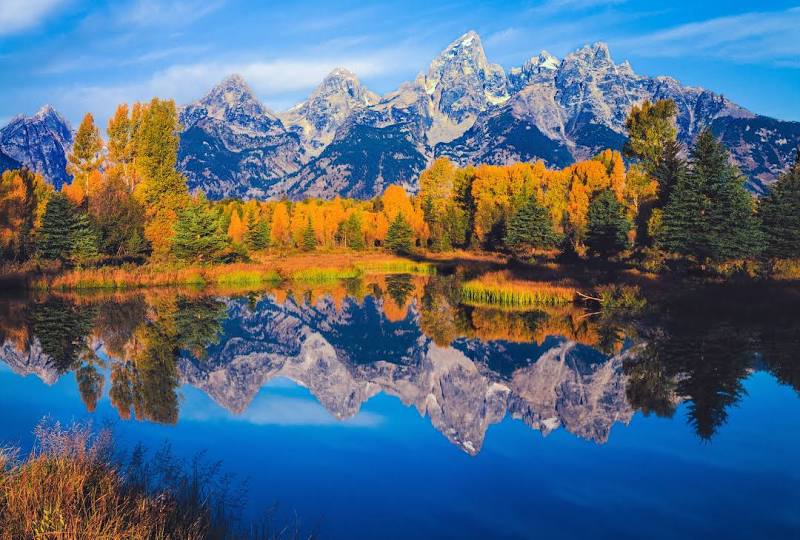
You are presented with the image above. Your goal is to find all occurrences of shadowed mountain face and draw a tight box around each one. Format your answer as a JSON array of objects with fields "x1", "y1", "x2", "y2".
[
  {"x1": 3, "y1": 33, "x2": 798, "y2": 198},
  {"x1": 2, "y1": 276, "x2": 797, "y2": 455},
  {"x1": 0, "y1": 106, "x2": 73, "y2": 189}
]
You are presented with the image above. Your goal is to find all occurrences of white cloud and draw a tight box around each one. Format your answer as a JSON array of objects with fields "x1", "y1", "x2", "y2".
[
  {"x1": 57, "y1": 47, "x2": 422, "y2": 124},
  {"x1": 529, "y1": 0, "x2": 627, "y2": 15},
  {"x1": 0, "y1": 0, "x2": 64, "y2": 35},
  {"x1": 615, "y1": 8, "x2": 800, "y2": 66},
  {"x1": 118, "y1": 0, "x2": 226, "y2": 27}
]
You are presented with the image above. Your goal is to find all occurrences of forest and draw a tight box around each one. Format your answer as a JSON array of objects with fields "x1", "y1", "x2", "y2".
[{"x1": 1, "y1": 97, "x2": 799, "y2": 283}]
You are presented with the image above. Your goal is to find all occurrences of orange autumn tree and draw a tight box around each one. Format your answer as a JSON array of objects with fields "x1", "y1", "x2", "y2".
[
  {"x1": 227, "y1": 208, "x2": 246, "y2": 244},
  {"x1": 270, "y1": 202, "x2": 291, "y2": 247}
]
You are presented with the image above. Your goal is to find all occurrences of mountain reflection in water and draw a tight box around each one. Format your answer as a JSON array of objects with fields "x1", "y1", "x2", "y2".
[{"x1": 1, "y1": 274, "x2": 798, "y2": 455}]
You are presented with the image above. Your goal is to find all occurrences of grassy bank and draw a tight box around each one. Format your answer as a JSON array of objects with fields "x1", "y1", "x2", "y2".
[
  {"x1": 28, "y1": 253, "x2": 436, "y2": 291},
  {"x1": 461, "y1": 271, "x2": 577, "y2": 308}
]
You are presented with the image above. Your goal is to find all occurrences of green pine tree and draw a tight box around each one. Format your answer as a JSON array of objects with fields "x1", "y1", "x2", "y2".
[
  {"x1": 384, "y1": 213, "x2": 414, "y2": 254},
  {"x1": 760, "y1": 151, "x2": 800, "y2": 260},
  {"x1": 653, "y1": 139, "x2": 686, "y2": 208},
  {"x1": 38, "y1": 193, "x2": 75, "y2": 261},
  {"x1": 336, "y1": 213, "x2": 365, "y2": 250},
  {"x1": 244, "y1": 212, "x2": 270, "y2": 251},
  {"x1": 503, "y1": 195, "x2": 559, "y2": 259},
  {"x1": 301, "y1": 219, "x2": 317, "y2": 251},
  {"x1": 702, "y1": 132, "x2": 762, "y2": 261},
  {"x1": 585, "y1": 189, "x2": 631, "y2": 259},
  {"x1": 660, "y1": 130, "x2": 762, "y2": 263},
  {"x1": 70, "y1": 210, "x2": 99, "y2": 266},
  {"x1": 172, "y1": 202, "x2": 229, "y2": 263}
]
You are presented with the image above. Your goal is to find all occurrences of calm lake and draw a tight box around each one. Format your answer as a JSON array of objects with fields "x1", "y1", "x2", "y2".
[{"x1": 0, "y1": 272, "x2": 798, "y2": 539}]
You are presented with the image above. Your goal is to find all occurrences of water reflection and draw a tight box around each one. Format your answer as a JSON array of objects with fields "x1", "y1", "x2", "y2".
[{"x1": 1, "y1": 276, "x2": 798, "y2": 454}]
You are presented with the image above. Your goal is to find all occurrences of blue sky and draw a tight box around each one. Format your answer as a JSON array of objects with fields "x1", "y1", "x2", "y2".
[{"x1": 1, "y1": 0, "x2": 799, "y2": 128}]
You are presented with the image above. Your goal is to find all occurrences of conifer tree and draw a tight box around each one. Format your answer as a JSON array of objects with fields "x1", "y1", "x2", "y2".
[
  {"x1": 244, "y1": 212, "x2": 270, "y2": 251},
  {"x1": 69, "y1": 210, "x2": 99, "y2": 266},
  {"x1": 760, "y1": 151, "x2": 800, "y2": 260},
  {"x1": 503, "y1": 195, "x2": 559, "y2": 259},
  {"x1": 336, "y1": 213, "x2": 365, "y2": 250},
  {"x1": 585, "y1": 189, "x2": 631, "y2": 259},
  {"x1": 660, "y1": 130, "x2": 761, "y2": 263},
  {"x1": 172, "y1": 202, "x2": 228, "y2": 263},
  {"x1": 38, "y1": 193, "x2": 75, "y2": 261},
  {"x1": 67, "y1": 113, "x2": 104, "y2": 196},
  {"x1": 653, "y1": 139, "x2": 686, "y2": 208},
  {"x1": 301, "y1": 219, "x2": 317, "y2": 251},
  {"x1": 385, "y1": 212, "x2": 414, "y2": 253}
]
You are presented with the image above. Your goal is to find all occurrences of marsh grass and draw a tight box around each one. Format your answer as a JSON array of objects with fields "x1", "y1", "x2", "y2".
[
  {"x1": 461, "y1": 272, "x2": 576, "y2": 308},
  {"x1": 288, "y1": 267, "x2": 363, "y2": 283},
  {"x1": 355, "y1": 260, "x2": 436, "y2": 275},
  {"x1": 0, "y1": 421, "x2": 315, "y2": 540}
]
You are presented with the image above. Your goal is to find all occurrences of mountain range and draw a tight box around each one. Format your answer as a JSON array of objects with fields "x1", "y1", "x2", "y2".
[
  {"x1": 1, "y1": 293, "x2": 637, "y2": 455},
  {"x1": 2, "y1": 31, "x2": 798, "y2": 197}
]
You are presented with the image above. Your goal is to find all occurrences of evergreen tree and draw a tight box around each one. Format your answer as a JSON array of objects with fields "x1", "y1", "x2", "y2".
[
  {"x1": 172, "y1": 202, "x2": 228, "y2": 263},
  {"x1": 301, "y1": 219, "x2": 317, "y2": 251},
  {"x1": 652, "y1": 139, "x2": 686, "y2": 208},
  {"x1": 585, "y1": 189, "x2": 631, "y2": 259},
  {"x1": 760, "y1": 152, "x2": 800, "y2": 260},
  {"x1": 38, "y1": 193, "x2": 75, "y2": 261},
  {"x1": 244, "y1": 212, "x2": 270, "y2": 251},
  {"x1": 70, "y1": 210, "x2": 99, "y2": 266},
  {"x1": 385, "y1": 213, "x2": 414, "y2": 253},
  {"x1": 336, "y1": 213, "x2": 365, "y2": 250},
  {"x1": 503, "y1": 194, "x2": 559, "y2": 258},
  {"x1": 660, "y1": 130, "x2": 762, "y2": 263},
  {"x1": 67, "y1": 113, "x2": 104, "y2": 196}
]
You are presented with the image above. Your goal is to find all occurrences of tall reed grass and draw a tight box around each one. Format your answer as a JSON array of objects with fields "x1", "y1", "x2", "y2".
[
  {"x1": 461, "y1": 272, "x2": 576, "y2": 308},
  {"x1": 289, "y1": 267, "x2": 363, "y2": 283}
]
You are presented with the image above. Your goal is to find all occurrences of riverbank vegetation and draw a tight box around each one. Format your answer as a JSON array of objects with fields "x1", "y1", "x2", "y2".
[
  {"x1": 1, "y1": 97, "x2": 799, "y2": 291},
  {"x1": 0, "y1": 421, "x2": 309, "y2": 539}
]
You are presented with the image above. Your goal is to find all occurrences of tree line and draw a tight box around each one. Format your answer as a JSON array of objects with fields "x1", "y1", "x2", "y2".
[{"x1": 0, "y1": 97, "x2": 798, "y2": 270}]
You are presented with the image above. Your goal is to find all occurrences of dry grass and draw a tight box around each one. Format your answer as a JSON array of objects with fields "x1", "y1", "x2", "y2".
[
  {"x1": 0, "y1": 422, "x2": 208, "y2": 539},
  {"x1": 461, "y1": 271, "x2": 576, "y2": 308},
  {"x1": 31, "y1": 253, "x2": 431, "y2": 291},
  {"x1": 0, "y1": 421, "x2": 314, "y2": 540},
  {"x1": 770, "y1": 259, "x2": 800, "y2": 280}
]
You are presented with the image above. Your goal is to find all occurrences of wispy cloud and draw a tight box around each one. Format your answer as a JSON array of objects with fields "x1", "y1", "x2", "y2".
[
  {"x1": 529, "y1": 0, "x2": 627, "y2": 16},
  {"x1": 118, "y1": 0, "x2": 226, "y2": 27},
  {"x1": 0, "y1": 0, "x2": 65, "y2": 35},
  {"x1": 57, "y1": 46, "x2": 422, "y2": 122},
  {"x1": 616, "y1": 7, "x2": 800, "y2": 67}
]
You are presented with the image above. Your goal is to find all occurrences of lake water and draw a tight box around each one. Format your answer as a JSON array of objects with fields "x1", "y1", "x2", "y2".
[{"x1": 0, "y1": 273, "x2": 798, "y2": 539}]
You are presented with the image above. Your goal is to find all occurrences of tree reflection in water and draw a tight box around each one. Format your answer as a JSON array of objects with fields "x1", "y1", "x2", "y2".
[{"x1": 0, "y1": 276, "x2": 797, "y2": 448}]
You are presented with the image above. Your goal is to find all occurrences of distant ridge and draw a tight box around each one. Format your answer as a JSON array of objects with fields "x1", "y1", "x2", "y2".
[{"x1": 3, "y1": 31, "x2": 799, "y2": 198}]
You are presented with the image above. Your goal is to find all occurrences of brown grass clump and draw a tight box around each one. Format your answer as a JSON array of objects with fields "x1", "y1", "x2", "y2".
[{"x1": 0, "y1": 422, "x2": 209, "y2": 539}]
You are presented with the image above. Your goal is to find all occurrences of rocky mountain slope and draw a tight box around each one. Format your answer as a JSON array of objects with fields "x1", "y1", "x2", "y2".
[
  {"x1": 0, "y1": 106, "x2": 73, "y2": 189},
  {"x1": 2, "y1": 31, "x2": 798, "y2": 197},
  {"x1": 177, "y1": 295, "x2": 635, "y2": 454}
]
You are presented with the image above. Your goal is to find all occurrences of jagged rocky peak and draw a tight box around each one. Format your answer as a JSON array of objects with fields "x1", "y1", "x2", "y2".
[
  {"x1": 314, "y1": 67, "x2": 379, "y2": 106},
  {"x1": 0, "y1": 104, "x2": 73, "y2": 189},
  {"x1": 509, "y1": 50, "x2": 561, "y2": 90},
  {"x1": 279, "y1": 67, "x2": 380, "y2": 148},
  {"x1": 424, "y1": 30, "x2": 510, "y2": 123},
  {"x1": 565, "y1": 41, "x2": 615, "y2": 69},
  {"x1": 181, "y1": 73, "x2": 283, "y2": 135}
]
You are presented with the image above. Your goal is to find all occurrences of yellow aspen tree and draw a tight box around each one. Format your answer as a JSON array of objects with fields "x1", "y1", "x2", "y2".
[
  {"x1": 270, "y1": 203, "x2": 291, "y2": 247},
  {"x1": 227, "y1": 209, "x2": 245, "y2": 244}
]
